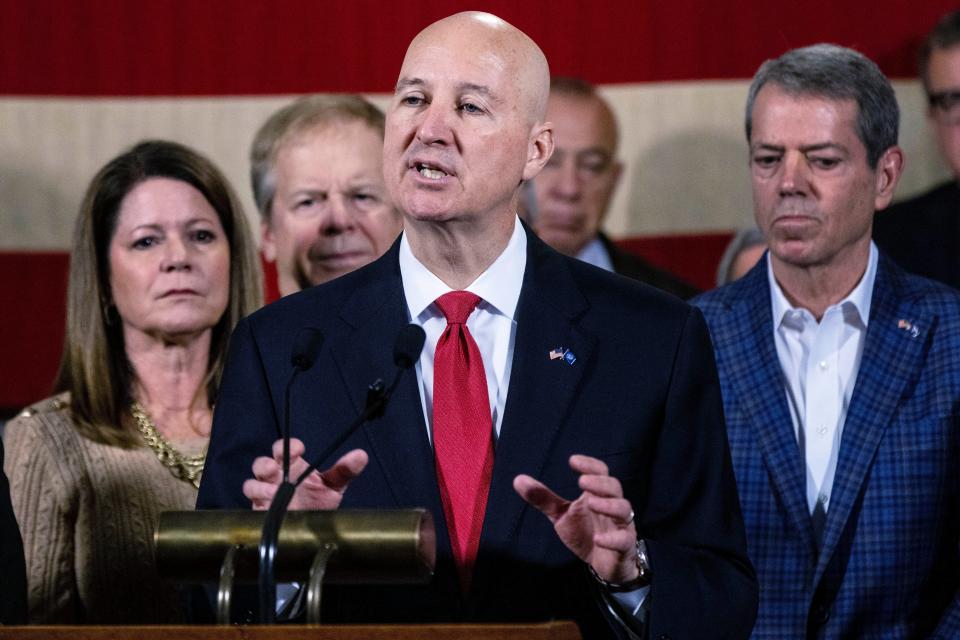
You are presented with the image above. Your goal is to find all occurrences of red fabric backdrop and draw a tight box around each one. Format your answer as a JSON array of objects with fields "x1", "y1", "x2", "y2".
[{"x1": 2, "y1": 0, "x2": 953, "y2": 95}]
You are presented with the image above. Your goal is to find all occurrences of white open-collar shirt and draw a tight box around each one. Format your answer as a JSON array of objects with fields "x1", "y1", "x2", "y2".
[{"x1": 767, "y1": 243, "x2": 877, "y2": 519}]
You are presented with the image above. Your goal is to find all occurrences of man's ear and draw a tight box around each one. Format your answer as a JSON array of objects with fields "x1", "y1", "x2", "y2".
[
  {"x1": 523, "y1": 121, "x2": 554, "y2": 181},
  {"x1": 873, "y1": 145, "x2": 904, "y2": 212},
  {"x1": 260, "y1": 218, "x2": 277, "y2": 263}
]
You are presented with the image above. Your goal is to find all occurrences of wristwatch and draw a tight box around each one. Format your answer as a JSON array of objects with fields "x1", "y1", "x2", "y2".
[{"x1": 588, "y1": 539, "x2": 652, "y2": 592}]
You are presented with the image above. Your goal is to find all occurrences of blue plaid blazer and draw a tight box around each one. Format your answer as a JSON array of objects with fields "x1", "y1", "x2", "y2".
[{"x1": 694, "y1": 253, "x2": 960, "y2": 639}]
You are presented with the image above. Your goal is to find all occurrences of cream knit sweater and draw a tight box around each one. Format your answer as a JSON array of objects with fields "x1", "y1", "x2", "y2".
[{"x1": 3, "y1": 393, "x2": 200, "y2": 623}]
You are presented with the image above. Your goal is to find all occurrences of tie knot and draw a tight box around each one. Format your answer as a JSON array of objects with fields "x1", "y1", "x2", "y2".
[{"x1": 436, "y1": 291, "x2": 482, "y2": 325}]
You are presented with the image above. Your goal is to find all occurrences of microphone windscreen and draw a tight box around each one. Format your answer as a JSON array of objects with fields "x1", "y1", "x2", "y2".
[
  {"x1": 291, "y1": 328, "x2": 324, "y2": 371},
  {"x1": 394, "y1": 324, "x2": 426, "y2": 369}
]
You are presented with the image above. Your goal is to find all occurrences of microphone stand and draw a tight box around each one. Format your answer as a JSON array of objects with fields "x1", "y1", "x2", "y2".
[
  {"x1": 258, "y1": 361, "x2": 310, "y2": 623},
  {"x1": 258, "y1": 329, "x2": 322, "y2": 623},
  {"x1": 256, "y1": 325, "x2": 423, "y2": 623}
]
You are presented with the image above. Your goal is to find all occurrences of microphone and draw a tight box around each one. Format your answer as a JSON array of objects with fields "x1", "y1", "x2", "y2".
[
  {"x1": 259, "y1": 328, "x2": 323, "y2": 624},
  {"x1": 291, "y1": 328, "x2": 324, "y2": 368},
  {"x1": 257, "y1": 324, "x2": 425, "y2": 623},
  {"x1": 299, "y1": 323, "x2": 425, "y2": 471},
  {"x1": 394, "y1": 322, "x2": 427, "y2": 369}
]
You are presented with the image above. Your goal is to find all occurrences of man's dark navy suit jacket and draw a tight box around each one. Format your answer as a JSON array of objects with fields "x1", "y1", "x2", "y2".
[{"x1": 197, "y1": 227, "x2": 757, "y2": 638}]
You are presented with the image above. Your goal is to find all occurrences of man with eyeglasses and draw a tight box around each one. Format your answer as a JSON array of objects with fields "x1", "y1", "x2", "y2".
[
  {"x1": 874, "y1": 11, "x2": 960, "y2": 290},
  {"x1": 532, "y1": 77, "x2": 699, "y2": 299}
]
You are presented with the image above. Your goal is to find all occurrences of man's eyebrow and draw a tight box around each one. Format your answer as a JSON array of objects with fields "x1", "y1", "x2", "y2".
[
  {"x1": 751, "y1": 143, "x2": 784, "y2": 153},
  {"x1": 751, "y1": 142, "x2": 847, "y2": 153},
  {"x1": 395, "y1": 77, "x2": 425, "y2": 93},
  {"x1": 457, "y1": 82, "x2": 502, "y2": 104},
  {"x1": 798, "y1": 142, "x2": 847, "y2": 154},
  {"x1": 577, "y1": 147, "x2": 614, "y2": 159}
]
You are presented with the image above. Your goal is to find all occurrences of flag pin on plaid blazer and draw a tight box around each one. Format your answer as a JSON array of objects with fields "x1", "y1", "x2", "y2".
[{"x1": 897, "y1": 319, "x2": 920, "y2": 338}]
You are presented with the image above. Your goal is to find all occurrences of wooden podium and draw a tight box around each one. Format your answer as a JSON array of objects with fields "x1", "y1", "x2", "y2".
[
  {"x1": 0, "y1": 622, "x2": 581, "y2": 639},
  {"x1": 111, "y1": 511, "x2": 583, "y2": 638}
]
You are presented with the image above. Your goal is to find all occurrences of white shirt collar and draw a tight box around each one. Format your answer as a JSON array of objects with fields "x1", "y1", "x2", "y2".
[
  {"x1": 767, "y1": 242, "x2": 878, "y2": 329},
  {"x1": 398, "y1": 216, "x2": 527, "y2": 321}
]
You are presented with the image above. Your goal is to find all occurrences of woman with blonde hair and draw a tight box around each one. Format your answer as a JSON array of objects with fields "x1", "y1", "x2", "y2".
[{"x1": 4, "y1": 140, "x2": 261, "y2": 623}]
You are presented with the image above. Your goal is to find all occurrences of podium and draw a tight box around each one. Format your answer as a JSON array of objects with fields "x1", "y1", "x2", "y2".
[
  {"x1": 157, "y1": 509, "x2": 436, "y2": 623},
  {"x1": 146, "y1": 510, "x2": 582, "y2": 637},
  {"x1": 0, "y1": 622, "x2": 580, "y2": 639}
]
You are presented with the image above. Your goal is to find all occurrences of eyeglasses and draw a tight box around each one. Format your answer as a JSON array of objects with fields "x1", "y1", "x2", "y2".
[{"x1": 928, "y1": 90, "x2": 960, "y2": 125}]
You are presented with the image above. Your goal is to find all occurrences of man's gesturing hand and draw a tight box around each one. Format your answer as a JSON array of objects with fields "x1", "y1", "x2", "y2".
[
  {"x1": 242, "y1": 437, "x2": 368, "y2": 510},
  {"x1": 514, "y1": 454, "x2": 640, "y2": 583}
]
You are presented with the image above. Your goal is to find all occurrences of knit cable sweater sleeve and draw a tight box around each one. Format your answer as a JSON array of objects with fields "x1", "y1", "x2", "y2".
[{"x1": 4, "y1": 396, "x2": 84, "y2": 623}]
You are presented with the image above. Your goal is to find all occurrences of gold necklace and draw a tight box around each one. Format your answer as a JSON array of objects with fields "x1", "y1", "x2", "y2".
[{"x1": 130, "y1": 403, "x2": 206, "y2": 489}]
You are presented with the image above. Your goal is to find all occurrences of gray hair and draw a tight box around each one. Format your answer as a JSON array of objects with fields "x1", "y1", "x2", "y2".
[
  {"x1": 716, "y1": 227, "x2": 765, "y2": 287},
  {"x1": 250, "y1": 94, "x2": 385, "y2": 221},
  {"x1": 744, "y1": 44, "x2": 899, "y2": 167},
  {"x1": 919, "y1": 11, "x2": 960, "y2": 93}
]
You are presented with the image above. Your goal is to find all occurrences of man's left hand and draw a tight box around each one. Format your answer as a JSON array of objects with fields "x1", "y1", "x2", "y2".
[{"x1": 514, "y1": 454, "x2": 639, "y2": 583}]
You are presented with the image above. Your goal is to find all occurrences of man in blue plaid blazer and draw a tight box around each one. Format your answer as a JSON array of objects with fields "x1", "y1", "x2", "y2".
[{"x1": 694, "y1": 45, "x2": 960, "y2": 637}]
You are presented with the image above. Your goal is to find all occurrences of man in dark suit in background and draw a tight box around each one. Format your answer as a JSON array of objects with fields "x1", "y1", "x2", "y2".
[
  {"x1": 199, "y1": 11, "x2": 755, "y2": 638},
  {"x1": 694, "y1": 44, "x2": 960, "y2": 637},
  {"x1": 1, "y1": 440, "x2": 27, "y2": 624},
  {"x1": 532, "y1": 77, "x2": 699, "y2": 299},
  {"x1": 874, "y1": 10, "x2": 960, "y2": 289}
]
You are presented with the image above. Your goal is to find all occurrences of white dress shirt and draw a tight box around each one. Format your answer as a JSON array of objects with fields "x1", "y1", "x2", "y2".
[
  {"x1": 767, "y1": 243, "x2": 877, "y2": 526},
  {"x1": 399, "y1": 217, "x2": 526, "y2": 441}
]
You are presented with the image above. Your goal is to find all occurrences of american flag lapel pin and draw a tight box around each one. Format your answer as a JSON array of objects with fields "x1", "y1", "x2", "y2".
[
  {"x1": 549, "y1": 346, "x2": 577, "y2": 365},
  {"x1": 897, "y1": 319, "x2": 920, "y2": 338}
]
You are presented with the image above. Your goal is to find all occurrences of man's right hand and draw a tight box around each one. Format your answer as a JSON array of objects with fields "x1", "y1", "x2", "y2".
[{"x1": 242, "y1": 437, "x2": 369, "y2": 510}]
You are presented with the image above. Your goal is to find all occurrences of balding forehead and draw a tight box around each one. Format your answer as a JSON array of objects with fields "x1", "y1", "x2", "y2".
[
  {"x1": 548, "y1": 90, "x2": 620, "y2": 150},
  {"x1": 405, "y1": 11, "x2": 550, "y2": 122}
]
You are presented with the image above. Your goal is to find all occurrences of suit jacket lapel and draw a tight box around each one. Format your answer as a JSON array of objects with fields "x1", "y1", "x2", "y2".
[
  {"x1": 722, "y1": 268, "x2": 818, "y2": 554},
  {"x1": 813, "y1": 257, "x2": 932, "y2": 583},
  {"x1": 475, "y1": 232, "x2": 595, "y2": 570},
  {"x1": 327, "y1": 246, "x2": 441, "y2": 515}
]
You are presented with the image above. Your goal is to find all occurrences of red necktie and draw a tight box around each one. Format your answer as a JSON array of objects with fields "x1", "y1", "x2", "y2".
[{"x1": 433, "y1": 291, "x2": 494, "y2": 592}]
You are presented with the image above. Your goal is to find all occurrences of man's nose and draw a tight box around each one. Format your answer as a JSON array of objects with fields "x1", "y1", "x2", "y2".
[
  {"x1": 416, "y1": 101, "x2": 454, "y2": 146},
  {"x1": 778, "y1": 153, "x2": 808, "y2": 195},
  {"x1": 320, "y1": 196, "x2": 356, "y2": 235},
  {"x1": 551, "y1": 157, "x2": 581, "y2": 200}
]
